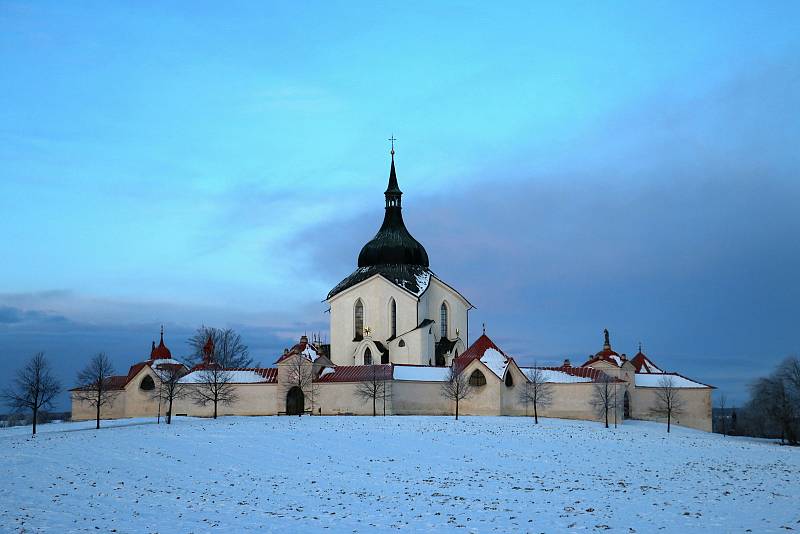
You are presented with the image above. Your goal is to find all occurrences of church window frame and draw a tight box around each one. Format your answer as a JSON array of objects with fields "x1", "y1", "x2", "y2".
[
  {"x1": 469, "y1": 369, "x2": 486, "y2": 387},
  {"x1": 389, "y1": 298, "x2": 397, "y2": 338},
  {"x1": 354, "y1": 299, "x2": 364, "y2": 341},
  {"x1": 440, "y1": 301, "x2": 449, "y2": 339},
  {"x1": 140, "y1": 375, "x2": 155, "y2": 391},
  {"x1": 364, "y1": 348, "x2": 372, "y2": 365},
  {"x1": 505, "y1": 372, "x2": 514, "y2": 387}
]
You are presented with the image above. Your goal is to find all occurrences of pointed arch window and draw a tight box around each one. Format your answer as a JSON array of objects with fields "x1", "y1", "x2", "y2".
[
  {"x1": 469, "y1": 370, "x2": 486, "y2": 387},
  {"x1": 505, "y1": 373, "x2": 514, "y2": 387},
  {"x1": 140, "y1": 375, "x2": 155, "y2": 391},
  {"x1": 364, "y1": 348, "x2": 372, "y2": 365},
  {"x1": 440, "y1": 302, "x2": 449, "y2": 339},
  {"x1": 354, "y1": 299, "x2": 364, "y2": 340},
  {"x1": 390, "y1": 298, "x2": 397, "y2": 338}
]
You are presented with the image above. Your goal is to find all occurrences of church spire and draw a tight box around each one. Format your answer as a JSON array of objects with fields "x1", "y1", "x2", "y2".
[
  {"x1": 385, "y1": 135, "x2": 402, "y2": 204},
  {"x1": 355, "y1": 143, "x2": 429, "y2": 268},
  {"x1": 603, "y1": 328, "x2": 611, "y2": 350}
]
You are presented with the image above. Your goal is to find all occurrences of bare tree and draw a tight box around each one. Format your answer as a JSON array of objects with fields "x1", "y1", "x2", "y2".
[
  {"x1": 355, "y1": 365, "x2": 390, "y2": 416},
  {"x1": 716, "y1": 392, "x2": 728, "y2": 436},
  {"x1": 190, "y1": 366, "x2": 238, "y2": 419},
  {"x1": 440, "y1": 366, "x2": 473, "y2": 420},
  {"x1": 187, "y1": 326, "x2": 253, "y2": 368},
  {"x1": 151, "y1": 363, "x2": 187, "y2": 425},
  {"x1": 2, "y1": 352, "x2": 61, "y2": 435},
  {"x1": 590, "y1": 374, "x2": 615, "y2": 429},
  {"x1": 520, "y1": 367, "x2": 553, "y2": 424},
  {"x1": 650, "y1": 375, "x2": 686, "y2": 433},
  {"x1": 73, "y1": 353, "x2": 120, "y2": 430},
  {"x1": 282, "y1": 353, "x2": 318, "y2": 416},
  {"x1": 751, "y1": 374, "x2": 797, "y2": 445}
]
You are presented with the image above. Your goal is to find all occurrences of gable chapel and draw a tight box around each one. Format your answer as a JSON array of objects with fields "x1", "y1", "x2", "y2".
[{"x1": 71, "y1": 148, "x2": 714, "y2": 431}]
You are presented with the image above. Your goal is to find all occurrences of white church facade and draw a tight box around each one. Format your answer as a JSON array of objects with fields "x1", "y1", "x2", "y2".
[{"x1": 72, "y1": 150, "x2": 714, "y2": 431}]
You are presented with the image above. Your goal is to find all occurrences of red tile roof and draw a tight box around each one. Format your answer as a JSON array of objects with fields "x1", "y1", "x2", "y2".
[
  {"x1": 274, "y1": 336, "x2": 322, "y2": 364},
  {"x1": 315, "y1": 365, "x2": 392, "y2": 383},
  {"x1": 630, "y1": 351, "x2": 662, "y2": 373},
  {"x1": 453, "y1": 334, "x2": 509, "y2": 372}
]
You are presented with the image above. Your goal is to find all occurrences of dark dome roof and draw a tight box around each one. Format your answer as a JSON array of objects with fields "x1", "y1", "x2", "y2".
[
  {"x1": 356, "y1": 154, "x2": 429, "y2": 268},
  {"x1": 357, "y1": 213, "x2": 429, "y2": 267}
]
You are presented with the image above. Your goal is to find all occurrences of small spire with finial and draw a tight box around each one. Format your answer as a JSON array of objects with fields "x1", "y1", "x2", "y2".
[
  {"x1": 482, "y1": 323, "x2": 486, "y2": 335},
  {"x1": 638, "y1": 341, "x2": 643, "y2": 353},
  {"x1": 603, "y1": 328, "x2": 611, "y2": 349},
  {"x1": 388, "y1": 134, "x2": 396, "y2": 156}
]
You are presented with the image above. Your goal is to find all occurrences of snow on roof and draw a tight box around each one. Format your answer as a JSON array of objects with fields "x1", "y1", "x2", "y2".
[
  {"x1": 480, "y1": 348, "x2": 509, "y2": 379},
  {"x1": 634, "y1": 373, "x2": 712, "y2": 389},
  {"x1": 631, "y1": 352, "x2": 663, "y2": 374},
  {"x1": 536, "y1": 369, "x2": 593, "y2": 384},
  {"x1": 411, "y1": 270, "x2": 431, "y2": 296},
  {"x1": 393, "y1": 365, "x2": 450, "y2": 382},
  {"x1": 519, "y1": 366, "x2": 617, "y2": 384}
]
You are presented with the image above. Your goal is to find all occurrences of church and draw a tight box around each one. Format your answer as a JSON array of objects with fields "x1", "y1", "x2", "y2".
[{"x1": 71, "y1": 149, "x2": 714, "y2": 431}]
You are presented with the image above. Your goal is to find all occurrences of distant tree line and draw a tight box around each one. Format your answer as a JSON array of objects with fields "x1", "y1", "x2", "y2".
[{"x1": 718, "y1": 356, "x2": 799, "y2": 446}]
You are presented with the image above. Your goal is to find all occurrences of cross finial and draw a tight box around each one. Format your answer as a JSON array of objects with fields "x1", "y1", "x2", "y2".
[
  {"x1": 638, "y1": 341, "x2": 643, "y2": 353},
  {"x1": 160, "y1": 324, "x2": 164, "y2": 336},
  {"x1": 482, "y1": 323, "x2": 486, "y2": 335},
  {"x1": 388, "y1": 135, "x2": 396, "y2": 156}
]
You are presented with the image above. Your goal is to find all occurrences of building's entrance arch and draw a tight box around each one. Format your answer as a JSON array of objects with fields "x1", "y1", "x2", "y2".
[
  {"x1": 623, "y1": 390, "x2": 631, "y2": 419},
  {"x1": 286, "y1": 386, "x2": 305, "y2": 415}
]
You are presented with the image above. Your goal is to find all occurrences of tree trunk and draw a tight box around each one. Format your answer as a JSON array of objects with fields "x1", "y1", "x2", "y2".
[
  {"x1": 455, "y1": 398, "x2": 459, "y2": 421},
  {"x1": 167, "y1": 397, "x2": 173, "y2": 425},
  {"x1": 96, "y1": 401, "x2": 101, "y2": 430},
  {"x1": 667, "y1": 411, "x2": 671, "y2": 433},
  {"x1": 534, "y1": 402, "x2": 539, "y2": 424},
  {"x1": 373, "y1": 395, "x2": 376, "y2": 417},
  {"x1": 213, "y1": 398, "x2": 218, "y2": 419},
  {"x1": 32, "y1": 407, "x2": 37, "y2": 436},
  {"x1": 605, "y1": 407, "x2": 609, "y2": 429}
]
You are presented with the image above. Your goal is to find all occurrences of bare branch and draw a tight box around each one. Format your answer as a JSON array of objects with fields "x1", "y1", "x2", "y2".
[
  {"x1": 649, "y1": 375, "x2": 686, "y2": 433},
  {"x1": 520, "y1": 366, "x2": 553, "y2": 424},
  {"x1": 2, "y1": 352, "x2": 61, "y2": 435},
  {"x1": 440, "y1": 366, "x2": 473, "y2": 420},
  {"x1": 73, "y1": 352, "x2": 120, "y2": 429}
]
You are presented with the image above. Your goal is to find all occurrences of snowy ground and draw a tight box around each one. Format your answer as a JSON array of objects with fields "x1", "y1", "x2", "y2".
[{"x1": 1, "y1": 416, "x2": 798, "y2": 533}]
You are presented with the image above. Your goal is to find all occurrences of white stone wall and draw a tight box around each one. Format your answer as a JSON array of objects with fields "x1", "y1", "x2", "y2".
[{"x1": 328, "y1": 276, "x2": 419, "y2": 365}]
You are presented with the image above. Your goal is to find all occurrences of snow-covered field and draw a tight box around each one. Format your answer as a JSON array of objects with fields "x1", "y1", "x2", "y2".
[{"x1": 1, "y1": 416, "x2": 798, "y2": 533}]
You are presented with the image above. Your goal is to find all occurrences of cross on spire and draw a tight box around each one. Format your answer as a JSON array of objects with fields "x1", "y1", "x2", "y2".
[{"x1": 388, "y1": 135, "x2": 396, "y2": 156}]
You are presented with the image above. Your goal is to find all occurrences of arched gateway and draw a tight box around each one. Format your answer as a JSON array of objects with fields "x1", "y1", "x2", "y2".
[{"x1": 286, "y1": 386, "x2": 305, "y2": 415}]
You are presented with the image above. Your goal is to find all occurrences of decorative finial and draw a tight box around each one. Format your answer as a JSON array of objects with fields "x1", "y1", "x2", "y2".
[
  {"x1": 160, "y1": 325, "x2": 164, "y2": 343},
  {"x1": 482, "y1": 323, "x2": 486, "y2": 335},
  {"x1": 388, "y1": 135, "x2": 396, "y2": 156},
  {"x1": 638, "y1": 341, "x2": 643, "y2": 353},
  {"x1": 455, "y1": 328, "x2": 460, "y2": 338},
  {"x1": 364, "y1": 326, "x2": 372, "y2": 337},
  {"x1": 603, "y1": 328, "x2": 610, "y2": 349}
]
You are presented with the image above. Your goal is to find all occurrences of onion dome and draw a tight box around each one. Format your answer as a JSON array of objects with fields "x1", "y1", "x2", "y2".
[
  {"x1": 356, "y1": 150, "x2": 429, "y2": 268},
  {"x1": 150, "y1": 326, "x2": 172, "y2": 360}
]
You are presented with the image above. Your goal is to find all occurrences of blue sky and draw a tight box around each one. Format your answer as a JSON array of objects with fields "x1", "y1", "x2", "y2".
[{"x1": 1, "y1": 1, "x2": 799, "y2": 408}]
